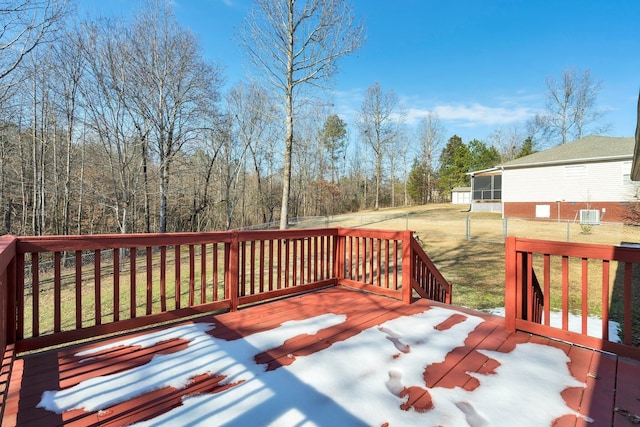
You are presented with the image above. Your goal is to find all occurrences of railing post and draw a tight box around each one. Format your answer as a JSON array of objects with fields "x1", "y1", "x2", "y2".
[
  {"x1": 333, "y1": 228, "x2": 344, "y2": 283},
  {"x1": 227, "y1": 231, "x2": 240, "y2": 311},
  {"x1": 504, "y1": 236, "x2": 517, "y2": 331},
  {"x1": 401, "y1": 230, "x2": 412, "y2": 304}
]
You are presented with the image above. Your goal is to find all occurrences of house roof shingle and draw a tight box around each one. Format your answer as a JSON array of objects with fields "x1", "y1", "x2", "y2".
[{"x1": 499, "y1": 135, "x2": 634, "y2": 169}]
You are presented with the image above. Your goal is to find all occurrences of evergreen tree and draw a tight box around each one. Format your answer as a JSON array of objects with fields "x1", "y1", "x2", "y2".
[
  {"x1": 468, "y1": 139, "x2": 501, "y2": 171},
  {"x1": 407, "y1": 159, "x2": 429, "y2": 204},
  {"x1": 319, "y1": 114, "x2": 348, "y2": 184},
  {"x1": 437, "y1": 135, "x2": 471, "y2": 196}
]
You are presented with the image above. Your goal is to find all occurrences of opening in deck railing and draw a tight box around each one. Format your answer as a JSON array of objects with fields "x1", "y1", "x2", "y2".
[
  {"x1": 0, "y1": 228, "x2": 451, "y2": 353},
  {"x1": 505, "y1": 236, "x2": 640, "y2": 360}
]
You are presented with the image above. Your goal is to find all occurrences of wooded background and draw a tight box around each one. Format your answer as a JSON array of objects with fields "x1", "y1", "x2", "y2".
[{"x1": 0, "y1": 0, "x2": 610, "y2": 236}]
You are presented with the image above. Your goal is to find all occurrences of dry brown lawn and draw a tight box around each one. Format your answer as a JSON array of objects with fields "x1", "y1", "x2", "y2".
[{"x1": 321, "y1": 204, "x2": 640, "y2": 320}]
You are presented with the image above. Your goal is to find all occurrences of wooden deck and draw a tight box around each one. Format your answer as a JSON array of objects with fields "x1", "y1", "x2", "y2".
[{"x1": 3, "y1": 286, "x2": 640, "y2": 427}]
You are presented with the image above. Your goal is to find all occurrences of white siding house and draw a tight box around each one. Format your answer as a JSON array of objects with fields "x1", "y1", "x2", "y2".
[{"x1": 470, "y1": 136, "x2": 636, "y2": 222}]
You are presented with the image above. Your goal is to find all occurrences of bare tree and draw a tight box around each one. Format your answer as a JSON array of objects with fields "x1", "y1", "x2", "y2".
[
  {"x1": 240, "y1": 0, "x2": 364, "y2": 229},
  {"x1": 487, "y1": 125, "x2": 525, "y2": 162},
  {"x1": 415, "y1": 113, "x2": 445, "y2": 203},
  {"x1": 357, "y1": 82, "x2": 399, "y2": 210},
  {"x1": 227, "y1": 82, "x2": 279, "y2": 225},
  {"x1": 127, "y1": 0, "x2": 223, "y2": 232},
  {"x1": 535, "y1": 68, "x2": 610, "y2": 145},
  {"x1": 0, "y1": 0, "x2": 69, "y2": 99},
  {"x1": 50, "y1": 27, "x2": 85, "y2": 235},
  {"x1": 80, "y1": 18, "x2": 141, "y2": 234}
]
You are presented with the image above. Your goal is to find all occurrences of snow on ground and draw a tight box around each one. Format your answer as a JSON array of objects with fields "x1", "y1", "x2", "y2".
[
  {"x1": 38, "y1": 307, "x2": 592, "y2": 427},
  {"x1": 486, "y1": 307, "x2": 621, "y2": 343}
]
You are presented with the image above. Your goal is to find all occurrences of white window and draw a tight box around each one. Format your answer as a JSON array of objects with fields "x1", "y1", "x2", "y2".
[{"x1": 535, "y1": 205, "x2": 550, "y2": 218}]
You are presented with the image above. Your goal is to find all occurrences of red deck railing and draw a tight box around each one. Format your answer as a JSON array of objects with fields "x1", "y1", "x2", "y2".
[
  {"x1": 505, "y1": 236, "x2": 640, "y2": 360},
  {"x1": 0, "y1": 228, "x2": 451, "y2": 355}
]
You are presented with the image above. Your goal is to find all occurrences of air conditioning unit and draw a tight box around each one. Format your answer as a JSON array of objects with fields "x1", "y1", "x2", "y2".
[{"x1": 579, "y1": 209, "x2": 600, "y2": 225}]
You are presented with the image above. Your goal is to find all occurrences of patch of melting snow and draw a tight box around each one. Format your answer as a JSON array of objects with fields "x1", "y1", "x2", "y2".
[{"x1": 38, "y1": 307, "x2": 591, "y2": 426}]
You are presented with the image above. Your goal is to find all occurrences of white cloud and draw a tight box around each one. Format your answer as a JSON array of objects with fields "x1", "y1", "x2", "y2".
[{"x1": 432, "y1": 103, "x2": 533, "y2": 126}]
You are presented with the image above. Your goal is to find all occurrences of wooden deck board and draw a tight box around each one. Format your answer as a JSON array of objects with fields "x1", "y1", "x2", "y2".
[
  {"x1": 613, "y1": 356, "x2": 640, "y2": 426},
  {"x1": 2, "y1": 286, "x2": 638, "y2": 427}
]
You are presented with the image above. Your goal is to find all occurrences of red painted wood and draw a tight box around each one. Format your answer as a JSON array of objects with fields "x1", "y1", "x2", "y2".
[
  {"x1": 292, "y1": 238, "x2": 298, "y2": 287},
  {"x1": 601, "y1": 260, "x2": 609, "y2": 341},
  {"x1": 543, "y1": 254, "x2": 550, "y2": 326},
  {"x1": 561, "y1": 255, "x2": 569, "y2": 331},
  {"x1": 54, "y1": 252, "x2": 61, "y2": 333},
  {"x1": 75, "y1": 250, "x2": 82, "y2": 329},
  {"x1": 276, "y1": 239, "x2": 282, "y2": 290},
  {"x1": 31, "y1": 253, "x2": 39, "y2": 337},
  {"x1": 95, "y1": 249, "x2": 102, "y2": 325},
  {"x1": 160, "y1": 246, "x2": 167, "y2": 311},
  {"x1": 259, "y1": 240, "x2": 265, "y2": 293},
  {"x1": 613, "y1": 357, "x2": 640, "y2": 426},
  {"x1": 3, "y1": 287, "x2": 636, "y2": 427},
  {"x1": 581, "y1": 258, "x2": 588, "y2": 335},
  {"x1": 213, "y1": 242, "x2": 220, "y2": 299},
  {"x1": 623, "y1": 262, "x2": 633, "y2": 345},
  {"x1": 175, "y1": 245, "x2": 181, "y2": 309},
  {"x1": 578, "y1": 351, "x2": 617, "y2": 426},
  {"x1": 189, "y1": 245, "x2": 195, "y2": 306},
  {"x1": 146, "y1": 247, "x2": 152, "y2": 315},
  {"x1": 113, "y1": 248, "x2": 120, "y2": 322},
  {"x1": 14, "y1": 300, "x2": 232, "y2": 353},
  {"x1": 130, "y1": 248, "x2": 137, "y2": 319},
  {"x1": 201, "y1": 244, "x2": 207, "y2": 303}
]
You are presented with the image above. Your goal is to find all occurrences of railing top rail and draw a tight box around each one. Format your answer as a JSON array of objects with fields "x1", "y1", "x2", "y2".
[
  {"x1": 337, "y1": 227, "x2": 408, "y2": 240},
  {"x1": 14, "y1": 228, "x2": 411, "y2": 254},
  {"x1": 509, "y1": 236, "x2": 640, "y2": 263},
  {"x1": 15, "y1": 232, "x2": 235, "y2": 253},
  {"x1": 235, "y1": 227, "x2": 340, "y2": 242}
]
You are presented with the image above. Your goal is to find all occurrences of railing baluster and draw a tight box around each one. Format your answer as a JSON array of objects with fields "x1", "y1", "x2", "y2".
[
  {"x1": 16, "y1": 253, "x2": 24, "y2": 340},
  {"x1": 313, "y1": 236, "x2": 318, "y2": 282},
  {"x1": 32, "y1": 253, "x2": 39, "y2": 337},
  {"x1": 54, "y1": 252, "x2": 61, "y2": 332},
  {"x1": 268, "y1": 240, "x2": 274, "y2": 291},
  {"x1": 130, "y1": 248, "x2": 137, "y2": 319},
  {"x1": 201, "y1": 244, "x2": 207, "y2": 304},
  {"x1": 146, "y1": 247, "x2": 152, "y2": 315},
  {"x1": 384, "y1": 240, "x2": 390, "y2": 289},
  {"x1": 76, "y1": 250, "x2": 82, "y2": 328},
  {"x1": 543, "y1": 254, "x2": 550, "y2": 326},
  {"x1": 240, "y1": 242, "x2": 246, "y2": 296},
  {"x1": 561, "y1": 255, "x2": 569, "y2": 331},
  {"x1": 160, "y1": 246, "x2": 166, "y2": 311},
  {"x1": 277, "y1": 239, "x2": 282, "y2": 290},
  {"x1": 175, "y1": 245, "x2": 181, "y2": 309},
  {"x1": 623, "y1": 262, "x2": 633, "y2": 345},
  {"x1": 95, "y1": 249, "x2": 102, "y2": 325},
  {"x1": 300, "y1": 238, "x2": 305, "y2": 285},
  {"x1": 292, "y1": 239, "x2": 298, "y2": 287},
  {"x1": 189, "y1": 245, "x2": 195, "y2": 306},
  {"x1": 259, "y1": 240, "x2": 265, "y2": 293},
  {"x1": 307, "y1": 237, "x2": 312, "y2": 284},
  {"x1": 601, "y1": 260, "x2": 610, "y2": 341},
  {"x1": 212, "y1": 242, "x2": 219, "y2": 300},
  {"x1": 581, "y1": 258, "x2": 588, "y2": 335},
  {"x1": 114, "y1": 248, "x2": 120, "y2": 321}
]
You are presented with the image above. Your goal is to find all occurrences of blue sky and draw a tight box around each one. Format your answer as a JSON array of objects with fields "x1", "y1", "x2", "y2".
[{"x1": 78, "y1": 0, "x2": 639, "y2": 145}]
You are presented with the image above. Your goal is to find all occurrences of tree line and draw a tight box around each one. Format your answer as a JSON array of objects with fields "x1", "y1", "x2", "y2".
[{"x1": 0, "y1": 0, "x2": 610, "y2": 236}]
